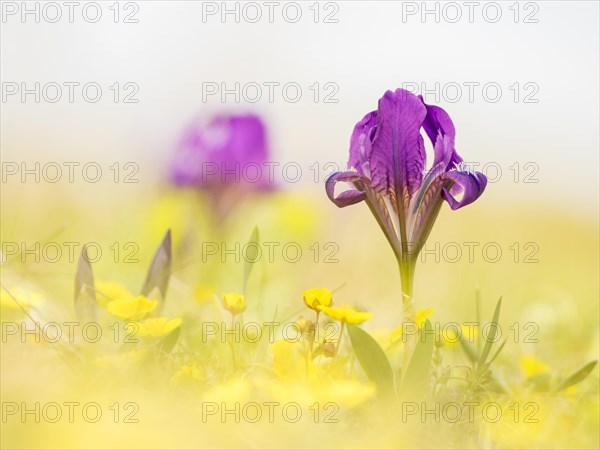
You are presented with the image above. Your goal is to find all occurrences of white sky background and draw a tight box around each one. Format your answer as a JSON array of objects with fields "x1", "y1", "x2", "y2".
[{"x1": 1, "y1": 1, "x2": 599, "y2": 210}]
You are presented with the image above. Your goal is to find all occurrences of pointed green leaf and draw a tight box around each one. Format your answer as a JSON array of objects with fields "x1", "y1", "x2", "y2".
[
  {"x1": 242, "y1": 226, "x2": 260, "y2": 293},
  {"x1": 74, "y1": 245, "x2": 98, "y2": 322},
  {"x1": 347, "y1": 324, "x2": 395, "y2": 395},
  {"x1": 401, "y1": 319, "x2": 434, "y2": 399},
  {"x1": 479, "y1": 297, "x2": 502, "y2": 365},
  {"x1": 459, "y1": 334, "x2": 479, "y2": 363},
  {"x1": 140, "y1": 229, "x2": 172, "y2": 312},
  {"x1": 488, "y1": 339, "x2": 507, "y2": 366},
  {"x1": 158, "y1": 325, "x2": 181, "y2": 354},
  {"x1": 554, "y1": 360, "x2": 598, "y2": 392}
]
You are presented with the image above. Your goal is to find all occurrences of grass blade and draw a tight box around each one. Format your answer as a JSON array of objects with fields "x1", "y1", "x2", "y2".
[
  {"x1": 140, "y1": 229, "x2": 172, "y2": 312},
  {"x1": 74, "y1": 245, "x2": 97, "y2": 322},
  {"x1": 488, "y1": 339, "x2": 507, "y2": 365},
  {"x1": 158, "y1": 325, "x2": 181, "y2": 355},
  {"x1": 478, "y1": 297, "x2": 502, "y2": 366},
  {"x1": 242, "y1": 226, "x2": 260, "y2": 294},
  {"x1": 459, "y1": 336, "x2": 510, "y2": 394},
  {"x1": 347, "y1": 324, "x2": 395, "y2": 396},
  {"x1": 554, "y1": 360, "x2": 598, "y2": 392}
]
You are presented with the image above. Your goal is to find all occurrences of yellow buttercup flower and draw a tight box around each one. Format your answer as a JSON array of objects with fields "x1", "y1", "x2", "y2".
[
  {"x1": 521, "y1": 354, "x2": 550, "y2": 377},
  {"x1": 221, "y1": 292, "x2": 246, "y2": 315},
  {"x1": 195, "y1": 284, "x2": 215, "y2": 304},
  {"x1": 271, "y1": 339, "x2": 317, "y2": 381},
  {"x1": 96, "y1": 281, "x2": 134, "y2": 307},
  {"x1": 106, "y1": 295, "x2": 157, "y2": 321},
  {"x1": 170, "y1": 361, "x2": 205, "y2": 387},
  {"x1": 385, "y1": 308, "x2": 437, "y2": 346},
  {"x1": 303, "y1": 288, "x2": 333, "y2": 312},
  {"x1": 129, "y1": 317, "x2": 182, "y2": 338},
  {"x1": 318, "y1": 305, "x2": 373, "y2": 324}
]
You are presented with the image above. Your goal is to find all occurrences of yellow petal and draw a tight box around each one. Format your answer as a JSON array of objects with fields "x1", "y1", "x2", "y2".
[
  {"x1": 106, "y1": 295, "x2": 157, "y2": 321},
  {"x1": 134, "y1": 317, "x2": 182, "y2": 338}
]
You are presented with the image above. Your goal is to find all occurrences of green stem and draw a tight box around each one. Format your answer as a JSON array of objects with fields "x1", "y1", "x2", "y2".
[
  {"x1": 229, "y1": 314, "x2": 237, "y2": 372},
  {"x1": 399, "y1": 258, "x2": 416, "y2": 374},
  {"x1": 335, "y1": 321, "x2": 345, "y2": 355},
  {"x1": 309, "y1": 310, "x2": 320, "y2": 354}
]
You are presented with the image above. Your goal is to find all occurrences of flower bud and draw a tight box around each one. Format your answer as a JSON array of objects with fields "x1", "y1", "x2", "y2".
[{"x1": 221, "y1": 292, "x2": 246, "y2": 316}]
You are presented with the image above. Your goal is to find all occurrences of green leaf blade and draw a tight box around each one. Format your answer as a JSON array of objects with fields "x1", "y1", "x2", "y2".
[
  {"x1": 555, "y1": 360, "x2": 598, "y2": 392},
  {"x1": 140, "y1": 229, "x2": 172, "y2": 312},
  {"x1": 158, "y1": 325, "x2": 181, "y2": 355},
  {"x1": 242, "y1": 226, "x2": 260, "y2": 294},
  {"x1": 347, "y1": 324, "x2": 395, "y2": 396},
  {"x1": 479, "y1": 297, "x2": 502, "y2": 365},
  {"x1": 401, "y1": 318, "x2": 435, "y2": 399},
  {"x1": 74, "y1": 245, "x2": 98, "y2": 322}
]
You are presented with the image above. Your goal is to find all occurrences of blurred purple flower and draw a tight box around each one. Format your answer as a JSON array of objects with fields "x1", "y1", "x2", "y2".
[{"x1": 171, "y1": 114, "x2": 272, "y2": 189}]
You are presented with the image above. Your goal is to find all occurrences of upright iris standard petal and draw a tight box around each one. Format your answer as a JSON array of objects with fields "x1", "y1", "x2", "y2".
[
  {"x1": 420, "y1": 98, "x2": 463, "y2": 171},
  {"x1": 420, "y1": 100, "x2": 456, "y2": 143},
  {"x1": 348, "y1": 111, "x2": 377, "y2": 176},
  {"x1": 369, "y1": 89, "x2": 427, "y2": 201},
  {"x1": 441, "y1": 171, "x2": 488, "y2": 210}
]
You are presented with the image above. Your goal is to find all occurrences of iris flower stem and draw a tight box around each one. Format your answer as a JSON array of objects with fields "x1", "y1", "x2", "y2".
[
  {"x1": 399, "y1": 258, "x2": 416, "y2": 374},
  {"x1": 230, "y1": 314, "x2": 238, "y2": 372}
]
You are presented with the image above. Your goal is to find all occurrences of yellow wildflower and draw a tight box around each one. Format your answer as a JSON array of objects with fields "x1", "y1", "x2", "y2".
[
  {"x1": 265, "y1": 379, "x2": 376, "y2": 409},
  {"x1": 521, "y1": 354, "x2": 550, "y2": 377},
  {"x1": 303, "y1": 288, "x2": 333, "y2": 312},
  {"x1": 106, "y1": 295, "x2": 157, "y2": 321},
  {"x1": 416, "y1": 308, "x2": 434, "y2": 328},
  {"x1": 271, "y1": 339, "x2": 317, "y2": 381},
  {"x1": 195, "y1": 284, "x2": 215, "y2": 304},
  {"x1": 170, "y1": 361, "x2": 205, "y2": 387},
  {"x1": 386, "y1": 309, "x2": 433, "y2": 346},
  {"x1": 318, "y1": 305, "x2": 373, "y2": 324},
  {"x1": 129, "y1": 317, "x2": 181, "y2": 338},
  {"x1": 95, "y1": 281, "x2": 133, "y2": 307},
  {"x1": 294, "y1": 316, "x2": 313, "y2": 333},
  {"x1": 221, "y1": 292, "x2": 246, "y2": 315},
  {"x1": 389, "y1": 326, "x2": 404, "y2": 346}
]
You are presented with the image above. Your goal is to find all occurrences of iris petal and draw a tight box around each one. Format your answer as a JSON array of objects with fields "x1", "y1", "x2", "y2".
[
  {"x1": 420, "y1": 97, "x2": 463, "y2": 170},
  {"x1": 370, "y1": 89, "x2": 428, "y2": 200},
  {"x1": 348, "y1": 111, "x2": 377, "y2": 176},
  {"x1": 325, "y1": 171, "x2": 368, "y2": 207},
  {"x1": 441, "y1": 171, "x2": 488, "y2": 210}
]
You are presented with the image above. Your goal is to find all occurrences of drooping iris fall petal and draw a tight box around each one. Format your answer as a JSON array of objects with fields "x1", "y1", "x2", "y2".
[
  {"x1": 325, "y1": 171, "x2": 367, "y2": 207},
  {"x1": 441, "y1": 170, "x2": 488, "y2": 210}
]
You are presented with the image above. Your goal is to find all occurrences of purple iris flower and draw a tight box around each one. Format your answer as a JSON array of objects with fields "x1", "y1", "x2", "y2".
[
  {"x1": 326, "y1": 88, "x2": 487, "y2": 312},
  {"x1": 171, "y1": 114, "x2": 272, "y2": 189}
]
